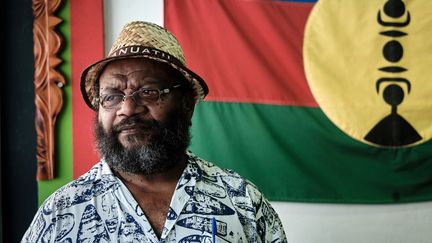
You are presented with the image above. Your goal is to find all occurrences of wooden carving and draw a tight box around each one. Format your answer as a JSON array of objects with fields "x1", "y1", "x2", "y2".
[{"x1": 32, "y1": 0, "x2": 65, "y2": 180}]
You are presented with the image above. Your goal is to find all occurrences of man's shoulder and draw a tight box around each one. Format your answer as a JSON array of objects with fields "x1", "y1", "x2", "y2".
[
  {"x1": 188, "y1": 153, "x2": 264, "y2": 202},
  {"x1": 42, "y1": 161, "x2": 119, "y2": 213},
  {"x1": 188, "y1": 152, "x2": 245, "y2": 179}
]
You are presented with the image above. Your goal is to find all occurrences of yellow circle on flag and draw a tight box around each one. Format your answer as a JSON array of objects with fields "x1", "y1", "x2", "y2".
[{"x1": 303, "y1": 0, "x2": 432, "y2": 147}]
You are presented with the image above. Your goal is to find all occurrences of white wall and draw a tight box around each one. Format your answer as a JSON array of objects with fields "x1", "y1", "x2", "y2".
[
  {"x1": 103, "y1": 1, "x2": 432, "y2": 242},
  {"x1": 103, "y1": 0, "x2": 163, "y2": 55},
  {"x1": 272, "y1": 201, "x2": 432, "y2": 243}
]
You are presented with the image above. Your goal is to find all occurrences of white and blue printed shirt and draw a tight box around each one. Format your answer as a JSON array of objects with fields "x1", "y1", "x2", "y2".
[{"x1": 23, "y1": 153, "x2": 287, "y2": 242}]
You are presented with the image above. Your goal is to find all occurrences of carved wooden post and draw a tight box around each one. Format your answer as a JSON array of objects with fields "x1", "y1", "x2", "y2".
[{"x1": 32, "y1": 0, "x2": 65, "y2": 180}]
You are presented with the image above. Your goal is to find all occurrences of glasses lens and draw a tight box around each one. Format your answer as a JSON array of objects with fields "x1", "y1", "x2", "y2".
[
  {"x1": 102, "y1": 94, "x2": 124, "y2": 109},
  {"x1": 135, "y1": 89, "x2": 160, "y2": 105}
]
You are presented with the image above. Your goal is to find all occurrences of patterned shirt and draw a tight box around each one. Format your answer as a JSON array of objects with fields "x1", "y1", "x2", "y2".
[{"x1": 22, "y1": 153, "x2": 287, "y2": 242}]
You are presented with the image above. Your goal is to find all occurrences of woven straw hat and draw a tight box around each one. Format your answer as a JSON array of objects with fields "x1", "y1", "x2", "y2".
[{"x1": 80, "y1": 21, "x2": 209, "y2": 110}]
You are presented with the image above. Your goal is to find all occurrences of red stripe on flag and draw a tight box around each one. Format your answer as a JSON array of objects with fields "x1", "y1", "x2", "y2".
[
  {"x1": 165, "y1": 0, "x2": 316, "y2": 107},
  {"x1": 71, "y1": 0, "x2": 103, "y2": 178}
]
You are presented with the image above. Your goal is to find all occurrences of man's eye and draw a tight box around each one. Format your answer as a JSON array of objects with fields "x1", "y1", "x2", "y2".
[
  {"x1": 104, "y1": 94, "x2": 123, "y2": 102},
  {"x1": 139, "y1": 89, "x2": 159, "y2": 97}
]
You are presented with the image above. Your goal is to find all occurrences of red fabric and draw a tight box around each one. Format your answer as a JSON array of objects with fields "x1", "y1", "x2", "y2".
[
  {"x1": 164, "y1": 0, "x2": 316, "y2": 106},
  {"x1": 71, "y1": 0, "x2": 103, "y2": 178}
]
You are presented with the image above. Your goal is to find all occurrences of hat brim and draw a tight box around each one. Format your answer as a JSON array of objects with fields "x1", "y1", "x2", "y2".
[{"x1": 80, "y1": 51, "x2": 209, "y2": 111}]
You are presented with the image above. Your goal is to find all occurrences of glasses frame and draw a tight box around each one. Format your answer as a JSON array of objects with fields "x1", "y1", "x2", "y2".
[{"x1": 97, "y1": 84, "x2": 182, "y2": 110}]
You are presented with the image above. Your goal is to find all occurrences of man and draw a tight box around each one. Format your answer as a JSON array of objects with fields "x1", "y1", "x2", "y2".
[{"x1": 23, "y1": 21, "x2": 287, "y2": 242}]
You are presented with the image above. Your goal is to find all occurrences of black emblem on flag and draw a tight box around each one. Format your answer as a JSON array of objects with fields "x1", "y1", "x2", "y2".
[{"x1": 365, "y1": 0, "x2": 422, "y2": 146}]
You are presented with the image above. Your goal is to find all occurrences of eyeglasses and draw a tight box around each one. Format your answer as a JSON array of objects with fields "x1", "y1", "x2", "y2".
[{"x1": 97, "y1": 84, "x2": 182, "y2": 110}]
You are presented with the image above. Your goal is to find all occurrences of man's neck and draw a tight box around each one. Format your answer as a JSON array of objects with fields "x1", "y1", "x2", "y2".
[
  {"x1": 113, "y1": 154, "x2": 188, "y2": 193},
  {"x1": 113, "y1": 154, "x2": 188, "y2": 238}
]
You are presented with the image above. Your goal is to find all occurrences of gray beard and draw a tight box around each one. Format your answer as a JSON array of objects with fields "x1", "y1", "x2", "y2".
[{"x1": 94, "y1": 111, "x2": 191, "y2": 175}]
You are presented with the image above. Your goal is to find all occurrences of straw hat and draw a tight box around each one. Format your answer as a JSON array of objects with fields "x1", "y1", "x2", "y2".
[{"x1": 80, "y1": 21, "x2": 209, "y2": 110}]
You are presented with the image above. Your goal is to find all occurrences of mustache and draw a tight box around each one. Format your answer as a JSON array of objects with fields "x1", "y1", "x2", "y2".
[{"x1": 112, "y1": 116, "x2": 159, "y2": 133}]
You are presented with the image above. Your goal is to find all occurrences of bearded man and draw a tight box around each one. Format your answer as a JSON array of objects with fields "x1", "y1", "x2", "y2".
[{"x1": 23, "y1": 21, "x2": 287, "y2": 243}]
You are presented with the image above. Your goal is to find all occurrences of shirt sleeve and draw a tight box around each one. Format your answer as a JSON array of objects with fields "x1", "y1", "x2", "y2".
[
  {"x1": 21, "y1": 197, "x2": 56, "y2": 243},
  {"x1": 255, "y1": 197, "x2": 288, "y2": 243}
]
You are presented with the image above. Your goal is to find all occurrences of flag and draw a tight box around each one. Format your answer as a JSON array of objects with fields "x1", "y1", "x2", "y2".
[{"x1": 164, "y1": 0, "x2": 432, "y2": 203}]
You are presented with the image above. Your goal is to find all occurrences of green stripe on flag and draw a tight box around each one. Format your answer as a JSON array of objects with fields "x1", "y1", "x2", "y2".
[{"x1": 190, "y1": 102, "x2": 432, "y2": 203}]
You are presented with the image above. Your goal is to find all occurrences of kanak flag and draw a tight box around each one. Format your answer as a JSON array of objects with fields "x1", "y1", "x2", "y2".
[
  {"x1": 70, "y1": 0, "x2": 432, "y2": 204},
  {"x1": 165, "y1": 0, "x2": 432, "y2": 203}
]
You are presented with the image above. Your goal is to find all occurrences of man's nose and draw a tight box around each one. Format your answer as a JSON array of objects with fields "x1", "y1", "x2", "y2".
[{"x1": 116, "y1": 97, "x2": 147, "y2": 117}]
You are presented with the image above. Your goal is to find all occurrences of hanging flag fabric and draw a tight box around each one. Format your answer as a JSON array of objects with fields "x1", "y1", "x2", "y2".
[{"x1": 164, "y1": 0, "x2": 432, "y2": 203}]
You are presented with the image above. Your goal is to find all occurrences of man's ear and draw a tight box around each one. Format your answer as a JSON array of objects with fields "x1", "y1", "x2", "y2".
[{"x1": 182, "y1": 94, "x2": 196, "y2": 119}]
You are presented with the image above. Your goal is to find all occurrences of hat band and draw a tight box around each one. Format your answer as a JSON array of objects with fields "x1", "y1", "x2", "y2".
[{"x1": 109, "y1": 45, "x2": 184, "y2": 66}]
